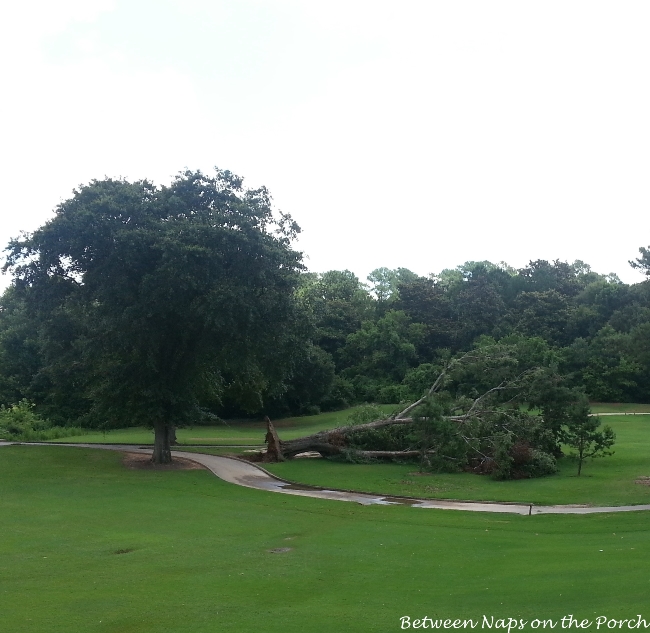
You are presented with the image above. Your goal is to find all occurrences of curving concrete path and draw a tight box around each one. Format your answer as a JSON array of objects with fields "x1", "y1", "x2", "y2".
[{"x1": 3, "y1": 441, "x2": 650, "y2": 516}]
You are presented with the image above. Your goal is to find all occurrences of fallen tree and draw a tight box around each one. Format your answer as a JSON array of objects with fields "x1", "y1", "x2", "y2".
[{"x1": 261, "y1": 344, "x2": 582, "y2": 479}]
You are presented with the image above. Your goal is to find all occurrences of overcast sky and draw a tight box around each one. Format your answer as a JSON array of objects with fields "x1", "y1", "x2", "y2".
[{"x1": 2, "y1": 0, "x2": 649, "y2": 289}]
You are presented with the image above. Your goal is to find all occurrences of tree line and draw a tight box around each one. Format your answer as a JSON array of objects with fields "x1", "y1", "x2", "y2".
[{"x1": 276, "y1": 256, "x2": 650, "y2": 415}]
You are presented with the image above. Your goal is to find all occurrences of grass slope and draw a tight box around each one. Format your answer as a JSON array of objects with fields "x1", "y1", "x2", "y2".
[
  {"x1": 2, "y1": 445, "x2": 650, "y2": 633},
  {"x1": 50, "y1": 405, "x2": 398, "y2": 446},
  {"x1": 265, "y1": 414, "x2": 650, "y2": 506},
  {"x1": 589, "y1": 403, "x2": 650, "y2": 414}
]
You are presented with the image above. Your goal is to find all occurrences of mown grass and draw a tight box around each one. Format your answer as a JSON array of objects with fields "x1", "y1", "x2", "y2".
[
  {"x1": 590, "y1": 402, "x2": 650, "y2": 414},
  {"x1": 3, "y1": 444, "x2": 650, "y2": 633},
  {"x1": 49, "y1": 405, "x2": 398, "y2": 446},
  {"x1": 265, "y1": 414, "x2": 650, "y2": 507},
  {"x1": 45, "y1": 404, "x2": 650, "y2": 447},
  {"x1": 45, "y1": 404, "x2": 650, "y2": 506}
]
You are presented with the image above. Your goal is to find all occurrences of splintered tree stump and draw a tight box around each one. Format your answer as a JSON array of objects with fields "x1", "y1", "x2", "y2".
[{"x1": 264, "y1": 417, "x2": 285, "y2": 462}]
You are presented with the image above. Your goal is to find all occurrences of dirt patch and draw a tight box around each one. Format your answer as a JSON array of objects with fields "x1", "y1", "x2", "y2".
[
  {"x1": 635, "y1": 476, "x2": 650, "y2": 486},
  {"x1": 268, "y1": 547, "x2": 292, "y2": 553},
  {"x1": 122, "y1": 452, "x2": 206, "y2": 471}
]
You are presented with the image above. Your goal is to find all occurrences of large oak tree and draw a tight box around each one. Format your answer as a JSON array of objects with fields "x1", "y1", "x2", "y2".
[{"x1": 5, "y1": 169, "x2": 305, "y2": 462}]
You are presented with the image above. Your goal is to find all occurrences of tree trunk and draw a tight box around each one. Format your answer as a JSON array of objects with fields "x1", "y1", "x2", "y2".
[
  {"x1": 264, "y1": 417, "x2": 285, "y2": 461},
  {"x1": 167, "y1": 425, "x2": 178, "y2": 446},
  {"x1": 152, "y1": 422, "x2": 173, "y2": 464},
  {"x1": 263, "y1": 416, "x2": 416, "y2": 461}
]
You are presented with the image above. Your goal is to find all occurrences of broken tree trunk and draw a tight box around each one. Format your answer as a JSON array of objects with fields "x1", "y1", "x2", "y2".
[
  {"x1": 264, "y1": 416, "x2": 285, "y2": 461},
  {"x1": 268, "y1": 415, "x2": 415, "y2": 460}
]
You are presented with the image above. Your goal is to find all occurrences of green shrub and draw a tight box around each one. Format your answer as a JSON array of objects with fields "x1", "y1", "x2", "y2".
[
  {"x1": 377, "y1": 384, "x2": 408, "y2": 404},
  {"x1": 0, "y1": 399, "x2": 45, "y2": 437},
  {"x1": 523, "y1": 449, "x2": 557, "y2": 477},
  {"x1": 347, "y1": 404, "x2": 387, "y2": 425},
  {"x1": 0, "y1": 399, "x2": 87, "y2": 441}
]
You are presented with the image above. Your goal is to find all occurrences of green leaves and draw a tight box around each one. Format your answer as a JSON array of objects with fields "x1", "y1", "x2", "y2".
[
  {"x1": 562, "y1": 396, "x2": 616, "y2": 475},
  {"x1": 4, "y1": 169, "x2": 307, "y2": 430},
  {"x1": 629, "y1": 246, "x2": 650, "y2": 276}
]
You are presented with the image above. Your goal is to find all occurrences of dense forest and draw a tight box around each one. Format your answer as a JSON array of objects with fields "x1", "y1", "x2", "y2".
[
  {"x1": 267, "y1": 256, "x2": 650, "y2": 416},
  {"x1": 0, "y1": 172, "x2": 648, "y2": 472},
  {"x1": 3, "y1": 257, "x2": 650, "y2": 419}
]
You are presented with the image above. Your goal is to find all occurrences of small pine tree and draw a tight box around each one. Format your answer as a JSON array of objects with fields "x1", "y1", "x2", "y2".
[{"x1": 563, "y1": 396, "x2": 615, "y2": 476}]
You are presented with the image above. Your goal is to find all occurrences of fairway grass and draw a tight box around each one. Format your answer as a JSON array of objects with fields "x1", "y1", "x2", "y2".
[
  {"x1": 44, "y1": 405, "x2": 650, "y2": 507},
  {"x1": 49, "y1": 405, "x2": 399, "y2": 446},
  {"x1": 589, "y1": 403, "x2": 650, "y2": 414},
  {"x1": 265, "y1": 414, "x2": 650, "y2": 507},
  {"x1": 3, "y1": 445, "x2": 650, "y2": 633}
]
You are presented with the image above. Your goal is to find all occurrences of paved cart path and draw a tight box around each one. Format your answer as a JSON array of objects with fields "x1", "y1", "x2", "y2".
[{"x1": 3, "y1": 441, "x2": 650, "y2": 516}]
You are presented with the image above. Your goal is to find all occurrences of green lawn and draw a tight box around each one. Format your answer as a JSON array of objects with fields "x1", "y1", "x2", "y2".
[
  {"x1": 590, "y1": 402, "x2": 650, "y2": 414},
  {"x1": 3, "y1": 445, "x2": 650, "y2": 633},
  {"x1": 47, "y1": 403, "x2": 650, "y2": 447},
  {"x1": 265, "y1": 414, "x2": 650, "y2": 507},
  {"x1": 45, "y1": 404, "x2": 650, "y2": 507},
  {"x1": 49, "y1": 405, "x2": 398, "y2": 446}
]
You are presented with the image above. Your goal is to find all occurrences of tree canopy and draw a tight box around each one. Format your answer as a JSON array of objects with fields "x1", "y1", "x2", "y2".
[{"x1": 4, "y1": 169, "x2": 306, "y2": 462}]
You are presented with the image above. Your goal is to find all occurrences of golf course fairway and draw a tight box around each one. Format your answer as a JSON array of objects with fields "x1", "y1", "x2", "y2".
[{"x1": 2, "y1": 444, "x2": 650, "y2": 633}]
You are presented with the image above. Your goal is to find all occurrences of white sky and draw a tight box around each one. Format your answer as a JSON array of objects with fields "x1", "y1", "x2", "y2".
[{"x1": 1, "y1": 0, "x2": 649, "y2": 288}]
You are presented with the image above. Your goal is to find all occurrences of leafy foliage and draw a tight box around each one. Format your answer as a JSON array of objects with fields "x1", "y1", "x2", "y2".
[
  {"x1": 346, "y1": 403, "x2": 387, "y2": 425},
  {"x1": 410, "y1": 395, "x2": 467, "y2": 473},
  {"x1": 629, "y1": 246, "x2": 650, "y2": 276},
  {"x1": 562, "y1": 396, "x2": 616, "y2": 475},
  {"x1": 339, "y1": 310, "x2": 425, "y2": 400},
  {"x1": 3, "y1": 170, "x2": 307, "y2": 461},
  {"x1": 0, "y1": 399, "x2": 85, "y2": 441}
]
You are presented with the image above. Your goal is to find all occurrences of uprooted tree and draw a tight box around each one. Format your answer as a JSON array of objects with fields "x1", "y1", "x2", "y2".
[{"x1": 262, "y1": 343, "x2": 591, "y2": 479}]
